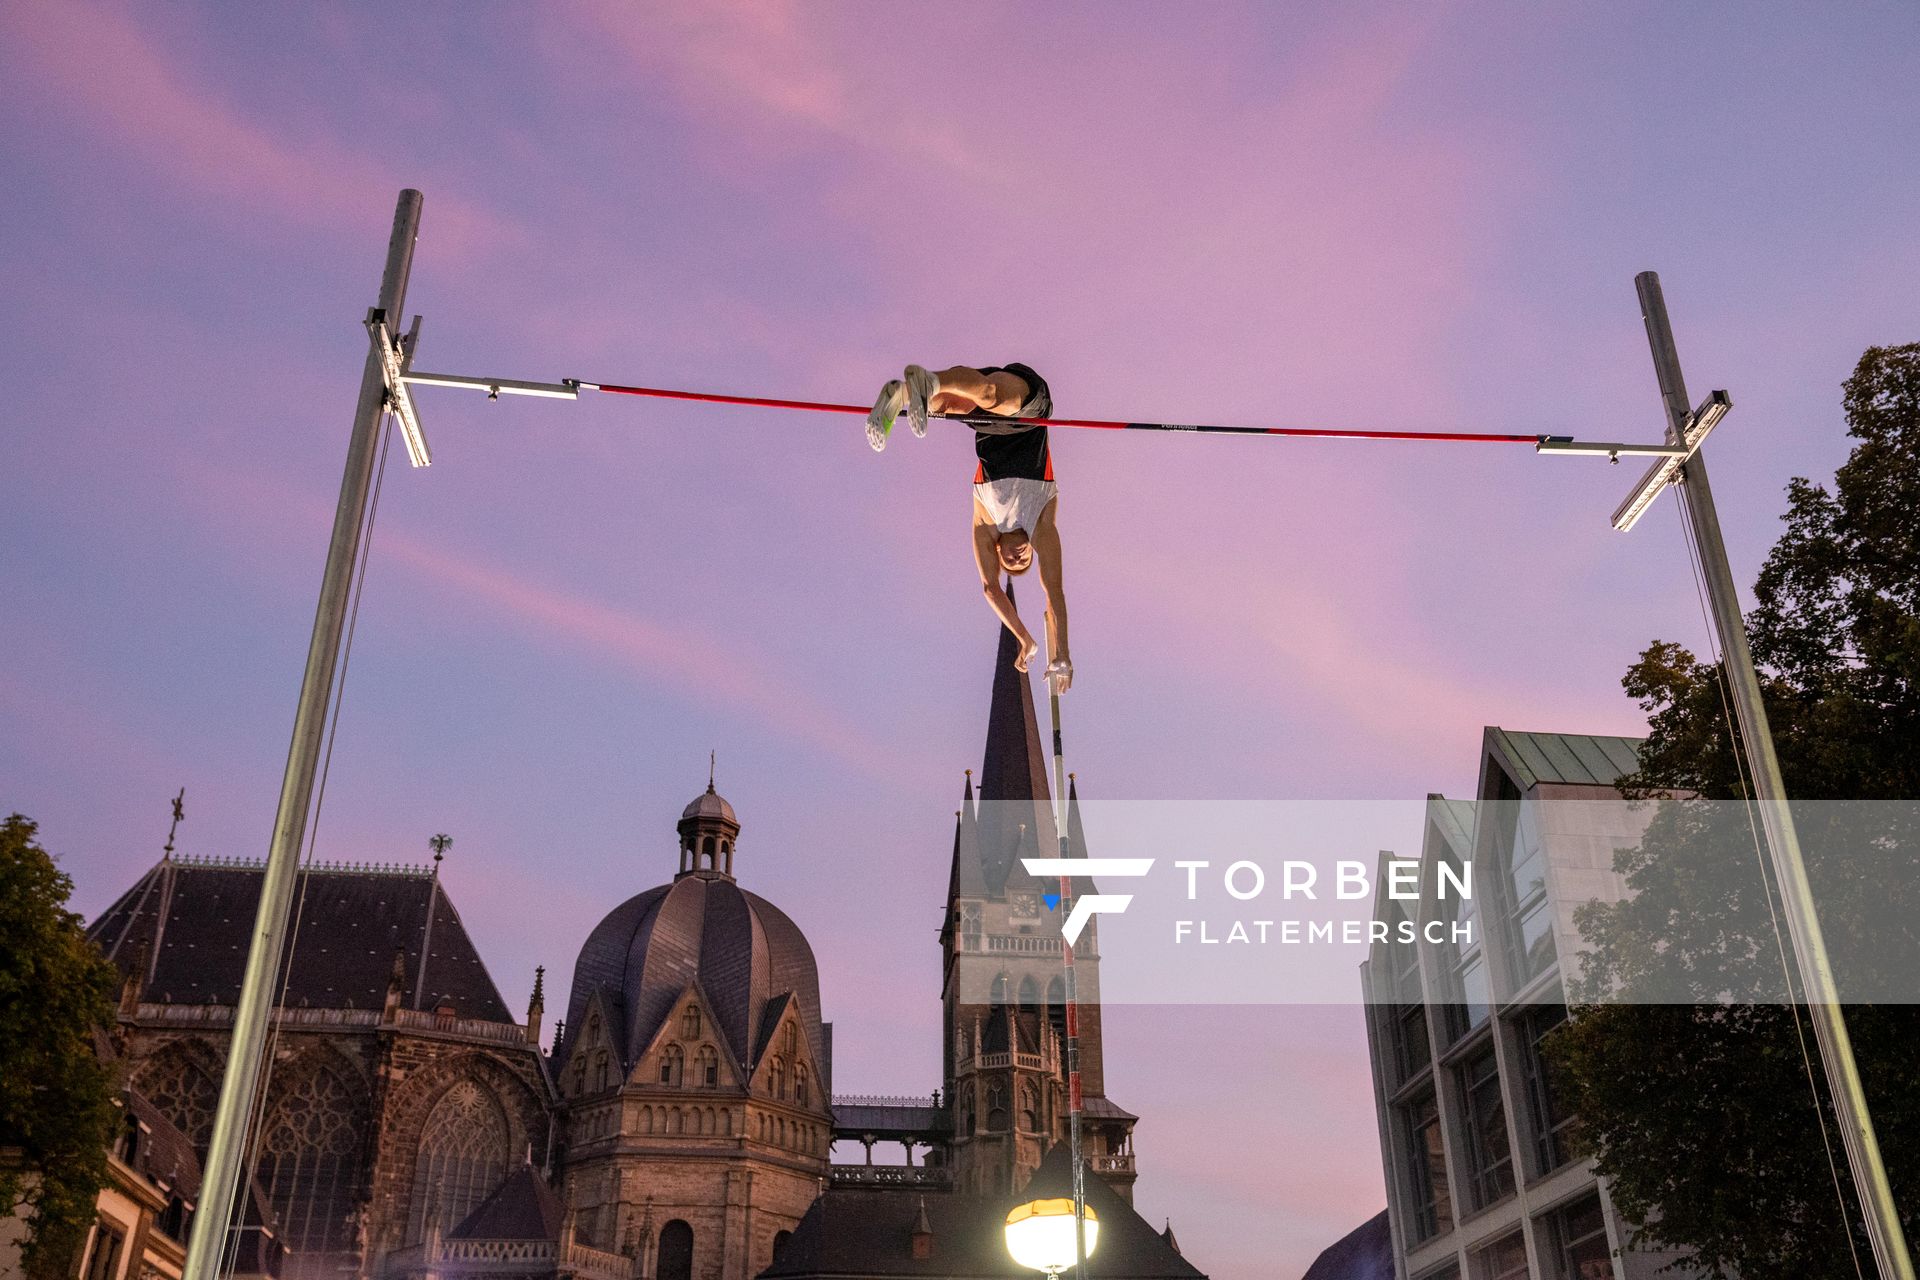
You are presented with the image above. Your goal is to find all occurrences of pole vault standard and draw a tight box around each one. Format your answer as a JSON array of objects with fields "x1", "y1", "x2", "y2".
[
  {"x1": 1596, "y1": 273, "x2": 1914, "y2": 1279},
  {"x1": 191, "y1": 187, "x2": 1907, "y2": 1278},
  {"x1": 183, "y1": 189, "x2": 424, "y2": 1280}
]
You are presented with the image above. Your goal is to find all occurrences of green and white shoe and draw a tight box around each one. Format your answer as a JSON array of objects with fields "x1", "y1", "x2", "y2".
[
  {"x1": 903, "y1": 365, "x2": 938, "y2": 437},
  {"x1": 866, "y1": 380, "x2": 904, "y2": 451}
]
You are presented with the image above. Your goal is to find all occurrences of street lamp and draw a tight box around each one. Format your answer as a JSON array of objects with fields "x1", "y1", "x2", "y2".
[{"x1": 1004, "y1": 1198, "x2": 1098, "y2": 1277}]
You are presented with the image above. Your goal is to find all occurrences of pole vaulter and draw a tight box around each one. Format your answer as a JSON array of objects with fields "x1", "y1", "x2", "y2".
[{"x1": 180, "y1": 188, "x2": 1914, "y2": 1280}]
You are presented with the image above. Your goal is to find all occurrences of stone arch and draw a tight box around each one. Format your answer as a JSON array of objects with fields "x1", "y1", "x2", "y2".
[
  {"x1": 131, "y1": 1039, "x2": 221, "y2": 1154},
  {"x1": 373, "y1": 1051, "x2": 547, "y2": 1253},
  {"x1": 405, "y1": 1079, "x2": 511, "y2": 1243}
]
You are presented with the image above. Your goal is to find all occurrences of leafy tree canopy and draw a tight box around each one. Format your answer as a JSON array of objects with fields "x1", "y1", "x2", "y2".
[{"x1": 0, "y1": 814, "x2": 121, "y2": 1279}]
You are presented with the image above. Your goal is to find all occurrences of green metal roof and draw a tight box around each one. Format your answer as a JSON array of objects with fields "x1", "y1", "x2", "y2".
[{"x1": 1487, "y1": 728, "x2": 1642, "y2": 789}]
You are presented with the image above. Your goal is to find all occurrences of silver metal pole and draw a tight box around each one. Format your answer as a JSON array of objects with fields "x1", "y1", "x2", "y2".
[
  {"x1": 182, "y1": 189, "x2": 422, "y2": 1280},
  {"x1": 1636, "y1": 272, "x2": 1913, "y2": 1280}
]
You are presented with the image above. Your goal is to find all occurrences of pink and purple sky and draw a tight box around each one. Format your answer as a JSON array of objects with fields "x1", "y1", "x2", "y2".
[{"x1": 4, "y1": 4, "x2": 1918, "y2": 1275}]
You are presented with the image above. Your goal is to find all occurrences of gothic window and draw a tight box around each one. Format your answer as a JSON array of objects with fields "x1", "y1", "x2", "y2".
[
  {"x1": 259, "y1": 1061, "x2": 365, "y2": 1255},
  {"x1": 958, "y1": 1086, "x2": 975, "y2": 1134},
  {"x1": 594, "y1": 1051, "x2": 610, "y2": 1092},
  {"x1": 406, "y1": 1080, "x2": 510, "y2": 1244},
  {"x1": 772, "y1": 1229, "x2": 792, "y2": 1261},
  {"x1": 985, "y1": 1082, "x2": 1008, "y2": 1132},
  {"x1": 658, "y1": 1043, "x2": 684, "y2": 1086},
  {"x1": 794, "y1": 1064, "x2": 810, "y2": 1108},
  {"x1": 961, "y1": 903, "x2": 982, "y2": 951},
  {"x1": 770, "y1": 1056, "x2": 788, "y2": 1100},
  {"x1": 658, "y1": 1220, "x2": 694, "y2": 1280},
  {"x1": 1019, "y1": 1083, "x2": 1039, "y2": 1131},
  {"x1": 681, "y1": 1005, "x2": 701, "y2": 1040},
  {"x1": 572, "y1": 1059, "x2": 586, "y2": 1097},
  {"x1": 134, "y1": 1047, "x2": 218, "y2": 1155},
  {"x1": 695, "y1": 1045, "x2": 719, "y2": 1087}
]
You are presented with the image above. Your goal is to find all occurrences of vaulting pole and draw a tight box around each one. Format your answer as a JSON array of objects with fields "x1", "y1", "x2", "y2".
[
  {"x1": 182, "y1": 189, "x2": 422, "y2": 1280},
  {"x1": 1044, "y1": 661, "x2": 1088, "y2": 1280},
  {"x1": 1635, "y1": 273, "x2": 1913, "y2": 1279}
]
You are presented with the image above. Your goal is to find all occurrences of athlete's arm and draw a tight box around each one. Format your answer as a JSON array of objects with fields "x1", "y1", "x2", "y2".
[{"x1": 1033, "y1": 499, "x2": 1071, "y2": 690}]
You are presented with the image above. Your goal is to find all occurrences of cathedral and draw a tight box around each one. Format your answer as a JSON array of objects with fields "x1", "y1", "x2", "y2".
[{"x1": 85, "y1": 617, "x2": 1203, "y2": 1280}]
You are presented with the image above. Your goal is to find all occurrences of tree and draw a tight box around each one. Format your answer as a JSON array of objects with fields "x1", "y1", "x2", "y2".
[
  {"x1": 0, "y1": 814, "x2": 121, "y2": 1279},
  {"x1": 1548, "y1": 344, "x2": 1920, "y2": 1278}
]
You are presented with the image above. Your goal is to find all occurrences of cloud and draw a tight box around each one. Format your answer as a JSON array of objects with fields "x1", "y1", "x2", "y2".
[
  {"x1": 1, "y1": 0, "x2": 515, "y2": 260},
  {"x1": 176, "y1": 458, "x2": 910, "y2": 780}
]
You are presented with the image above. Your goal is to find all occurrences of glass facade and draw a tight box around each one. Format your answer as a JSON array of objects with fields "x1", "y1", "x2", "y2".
[
  {"x1": 1459, "y1": 1045, "x2": 1514, "y2": 1208},
  {"x1": 1550, "y1": 1195, "x2": 1612, "y2": 1279},
  {"x1": 1444, "y1": 846, "x2": 1489, "y2": 1042},
  {"x1": 1477, "y1": 1232, "x2": 1529, "y2": 1280},
  {"x1": 1400, "y1": 1091, "x2": 1452, "y2": 1242},
  {"x1": 1494, "y1": 777, "x2": 1557, "y2": 986},
  {"x1": 1517, "y1": 1004, "x2": 1573, "y2": 1176}
]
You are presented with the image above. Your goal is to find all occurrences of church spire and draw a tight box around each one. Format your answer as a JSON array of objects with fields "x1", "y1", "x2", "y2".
[{"x1": 976, "y1": 583, "x2": 1056, "y2": 894}]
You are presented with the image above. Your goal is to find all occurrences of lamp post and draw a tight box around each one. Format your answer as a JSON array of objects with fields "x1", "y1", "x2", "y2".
[{"x1": 1005, "y1": 1199, "x2": 1099, "y2": 1278}]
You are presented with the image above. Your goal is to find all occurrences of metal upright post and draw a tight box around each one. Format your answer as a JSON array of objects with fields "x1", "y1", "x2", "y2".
[
  {"x1": 1635, "y1": 273, "x2": 1913, "y2": 1279},
  {"x1": 182, "y1": 189, "x2": 423, "y2": 1280}
]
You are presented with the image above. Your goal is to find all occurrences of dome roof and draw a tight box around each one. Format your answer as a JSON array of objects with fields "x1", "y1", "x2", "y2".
[
  {"x1": 680, "y1": 783, "x2": 738, "y2": 827},
  {"x1": 564, "y1": 872, "x2": 825, "y2": 1083}
]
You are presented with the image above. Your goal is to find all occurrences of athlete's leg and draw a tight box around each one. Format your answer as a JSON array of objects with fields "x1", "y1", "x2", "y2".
[{"x1": 928, "y1": 367, "x2": 1030, "y2": 416}]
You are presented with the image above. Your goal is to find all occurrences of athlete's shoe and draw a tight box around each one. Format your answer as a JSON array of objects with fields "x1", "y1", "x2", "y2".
[
  {"x1": 903, "y1": 365, "x2": 938, "y2": 438},
  {"x1": 866, "y1": 380, "x2": 904, "y2": 452}
]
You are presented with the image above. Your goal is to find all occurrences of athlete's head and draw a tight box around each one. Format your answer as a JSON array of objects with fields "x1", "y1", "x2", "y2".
[{"x1": 997, "y1": 530, "x2": 1033, "y2": 575}]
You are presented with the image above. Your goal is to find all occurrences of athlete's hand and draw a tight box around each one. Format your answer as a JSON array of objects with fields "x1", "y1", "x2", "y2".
[
  {"x1": 1046, "y1": 657, "x2": 1074, "y2": 694},
  {"x1": 1015, "y1": 634, "x2": 1041, "y2": 672}
]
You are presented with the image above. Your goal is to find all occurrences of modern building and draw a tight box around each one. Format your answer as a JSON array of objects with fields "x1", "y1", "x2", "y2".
[
  {"x1": 75, "y1": 608, "x2": 1198, "y2": 1280},
  {"x1": 1359, "y1": 728, "x2": 1696, "y2": 1280}
]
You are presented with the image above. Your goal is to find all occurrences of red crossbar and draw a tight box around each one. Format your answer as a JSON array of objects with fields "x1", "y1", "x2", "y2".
[{"x1": 586, "y1": 380, "x2": 1541, "y2": 445}]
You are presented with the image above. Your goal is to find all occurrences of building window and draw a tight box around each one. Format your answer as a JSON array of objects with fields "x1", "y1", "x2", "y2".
[
  {"x1": 1398, "y1": 1091, "x2": 1451, "y2": 1243},
  {"x1": 772, "y1": 1229, "x2": 792, "y2": 1261},
  {"x1": 986, "y1": 1082, "x2": 1008, "y2": 1131},
  {"x1": 134, "y1": 1048, "x2": 218, "y2": 1155},
  {"x1": 1476, "y1": 1232, "x2": 1529, "y2": 1280},
  {"x1": 407, "y1": 1080, "x2": 511, "y2": 1244},
  {"x1": 1517, "y1": 1004, "x2": 1573, "y2": 1176},
  {"x1": 1494, "y1": 777, "x2": 1556, "y2": 986},
  {"x1": 795, "y1": 1064, "x2": 810, "y2": 1107},
  {"x1": 1019, "y1": 1082, "x2": 1040, "y2": 1131},
  {"x1": 696, "y1": 1045, "x2": 719, "y2": 1087},
  {"x1": 260, "y1": 1062, "x2": 364, "y2": 1255},
  {"x1": 770, "y1": 1055, "x2": 788, "y2": 1100},
  {"x1": 1458, "y1": 1045, "x2": 1515, "y2": 1208},
  {"x1": 1386, "y1": 899, "x2": 1432, "y2": 1084},
  {"x1": 658, "y1": 1219, "x2": 694, "y2": 1280},
  {"x1": 1441, "y1": 847, "x2": 1489, "y2": 1043},
  {"x1": 659, "y1": 1043, "x2": 684, "y2": 1086},
  {"x1": 682, "y1": 1005, "x2": 701, "y2": 1040},
  {"x1": 1548, "y1": 1194, "x2": 1613, "y2": 1279},
  {"x1": 1413, "y1": 1266, "x2": 1459, "y2": 1280},
  {"x1": 83, "y1": 1220, "x2": 126, "y2": 1280}
]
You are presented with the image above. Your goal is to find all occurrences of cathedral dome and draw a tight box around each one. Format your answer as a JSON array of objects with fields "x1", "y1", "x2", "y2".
[{"x1": 563, "y1": 787, "x2": 827, "y2": 1084}]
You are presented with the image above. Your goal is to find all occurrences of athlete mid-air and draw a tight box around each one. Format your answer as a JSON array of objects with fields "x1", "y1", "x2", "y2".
[{"x1": 868, "y1": 363, "x2": 1071, "y2": 693}]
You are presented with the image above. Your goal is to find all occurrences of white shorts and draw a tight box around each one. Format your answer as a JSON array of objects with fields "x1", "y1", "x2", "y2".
[{"x1": 974, "y1": 477, "x2": 1057, "y2": 537}]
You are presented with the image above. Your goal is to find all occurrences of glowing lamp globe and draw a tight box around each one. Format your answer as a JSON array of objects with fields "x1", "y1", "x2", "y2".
[{"x1": 1004, "y1": 1198, "x2": 1099, "y2": 1276}]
